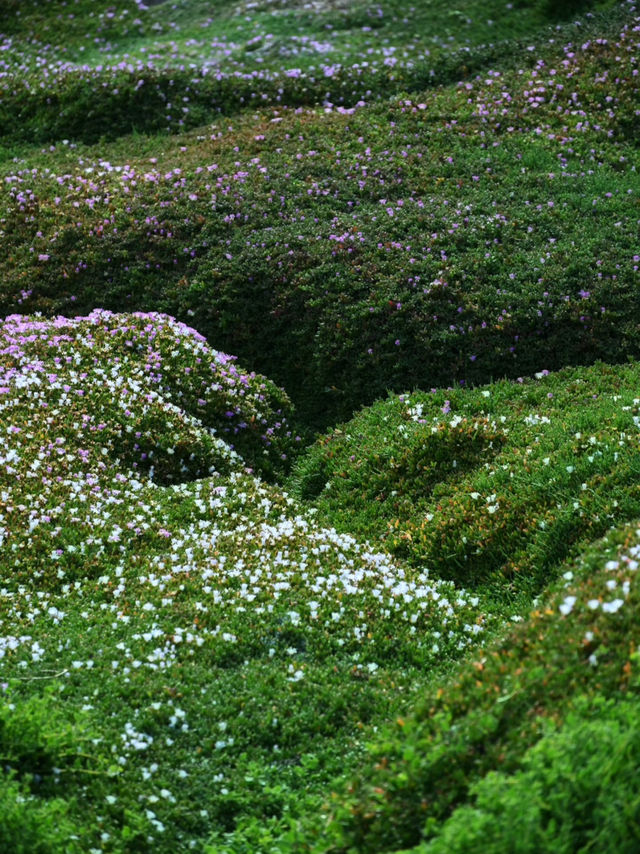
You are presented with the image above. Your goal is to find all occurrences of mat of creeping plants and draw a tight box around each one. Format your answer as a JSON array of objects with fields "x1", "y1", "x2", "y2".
[{"x1": 1, "y1": 1, "x2": 640, "y2": 852}]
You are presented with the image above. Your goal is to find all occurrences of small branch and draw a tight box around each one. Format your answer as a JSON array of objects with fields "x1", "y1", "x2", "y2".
[{"x1": 8, "y1": 668, "x2": 69, "y2": 681}]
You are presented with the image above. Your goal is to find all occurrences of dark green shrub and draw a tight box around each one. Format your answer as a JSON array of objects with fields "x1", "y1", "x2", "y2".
[
  {"x1": 543, "y1": 0, "x2": 597, "y2": 19},
  {"x1": 289, "y1": 362, "x2": 640, "y2": 596},
  {"x1": 0, "y1": 691, "x2": 92, "y2": 853},
  {"x1": 302, "y1": 522, "x2": 640, "y2": 853},
  {"x1": 422, "y1": 696, "x2": 640, "y2": 854},
  {"x1": 0, "y1": 776, "x2": 82, "y2": 854}
]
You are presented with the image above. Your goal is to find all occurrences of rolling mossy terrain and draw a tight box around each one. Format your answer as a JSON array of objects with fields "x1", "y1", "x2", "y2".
[
  {"x1": 287, "y1": 362, "x2": 640, "y2": 602},
  {"x1": 2, "y1": 0, "x2": 638, "y2": 427},
  {"x1": 1, "y1": 0, "x2": 640, "y2": 852}
]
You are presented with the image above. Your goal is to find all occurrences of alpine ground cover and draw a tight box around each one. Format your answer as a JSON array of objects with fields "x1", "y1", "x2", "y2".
[
  {"x1": 288, "y1": 361, "x2": 640, "y2": 602},
  {"x1": 0, "y1": 310, "x2": 494, "y2": 852},
  {"x1": 4, "y1": 316, "x2": 640, "y2": 853},
  {"x1": 3, "y1": 0, "x2": 640, "y2": 851},
  {"x1": 0, "y1": 0, "x2": 621, "y2": 144},
  {"x1": 280, "y1": 519, "x2": 640, "y2": 852},
  {"x1": 1, "y1": 1, "x2": 638, "y2": 426}
]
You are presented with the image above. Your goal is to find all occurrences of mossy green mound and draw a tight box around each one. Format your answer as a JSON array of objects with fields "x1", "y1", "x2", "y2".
[
  {"x1": 288, "y1": 521, "x2": 640, "y2": 852},
  {"x1": 0, "y1": 311, "x2": 493, "y2": 852},
  {"x1": 1, "y1": 3, "x2": 637, "y2": 427},
  {"x1": 290, "y1": 361, "x2": 640, "y2": 600},
  {"x1": 2, "y1": 0, "x2": 640, "y2": 850}
]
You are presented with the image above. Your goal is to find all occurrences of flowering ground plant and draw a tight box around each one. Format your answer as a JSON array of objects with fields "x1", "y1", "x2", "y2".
[{"x1": 2, "y1": 0, "x2": 640, "y2": 851}]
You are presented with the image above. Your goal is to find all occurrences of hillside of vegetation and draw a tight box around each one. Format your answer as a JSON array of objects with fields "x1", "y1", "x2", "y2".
[
  {"x1": 1, "y1": 1, "x2": 640, "y2": 852},
  {"x1": 2, "y1": 0, "x2": 638, "y2": 427}
]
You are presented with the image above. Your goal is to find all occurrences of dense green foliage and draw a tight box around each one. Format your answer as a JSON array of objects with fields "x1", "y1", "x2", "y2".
[
  {"x1": 286, "y1": 521, "x2": 640, "y2": 851},
  {"x1": 418, "y1": 695, "x2": 640, "y2": 854},
  {"x1": 289, "y1": 361, "x2": 640, "y2": 599},
  {"x1": 1, "y1": 0, "x2": 637, "y2": 426},
  {"x1": 0, "y1": 310, "x2": 494, "y2": 851},
  {"x1": 0, "y1": 0, "x2": 620, "y2": 144},
  {"x1": 2, "y1": 0, "x2": 640, "y2": 852}
]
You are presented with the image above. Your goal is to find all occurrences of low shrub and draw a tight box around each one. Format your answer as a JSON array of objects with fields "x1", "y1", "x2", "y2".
[
  {"x1": 289, "y1": 361, "x2": 640, "y2": 597},
  {"x1": 418, "y1": 695, "x2": 640, "y2": 854},
  {"x1": 0, "y1": 8, "x2": 637, "y2": 428},
  {"x1": 293, "y1": 522, "x2": 640, "y2": 852}
]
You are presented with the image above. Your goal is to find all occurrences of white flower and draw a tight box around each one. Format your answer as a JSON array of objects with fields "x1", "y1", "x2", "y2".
[
  {"x1": 559, "y1": 596, "x2": 576, "y2": 616},
  {"x1": 602, "y1": 599, "x2": 624, "y2": 614}
]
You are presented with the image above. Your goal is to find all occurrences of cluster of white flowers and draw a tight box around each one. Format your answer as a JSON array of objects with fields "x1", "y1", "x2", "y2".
[
  {"x1": 558, "y1": 539, "x2": 640, "y2": 627},
  {"x1": 0, "y1": 313, "x2": 494, "y2": 698}
]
